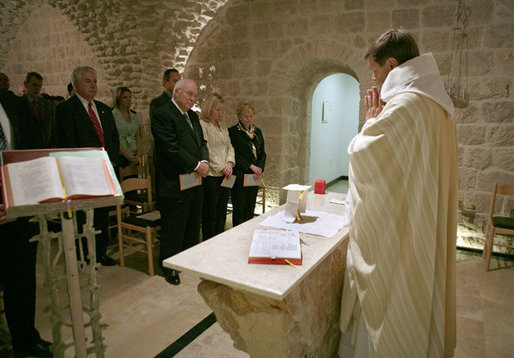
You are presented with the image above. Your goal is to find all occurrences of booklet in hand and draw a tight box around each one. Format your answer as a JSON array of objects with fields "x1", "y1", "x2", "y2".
[
  {"x1": 243, "y1": 173, "x2": 261, "y2": 187},
  {"x1": 221, "y1": 175, "x2": 236, "y2": 189},
  {"x1": 179, "y1": 172, "x2": 202, "y2": 191},
  {"x1": 248, "y1": 229, "x2": 302, "y2": 265}
]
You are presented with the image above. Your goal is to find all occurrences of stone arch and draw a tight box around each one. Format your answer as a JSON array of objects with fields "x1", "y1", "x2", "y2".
[
  {"x1": 268, "y1": 40, "x2": 365, "y2": 185},
  {"x1": 0, "y1": 0, "x2": 228, "y2": 154},
  {"x1": 2, "y1": 4, "x2": 108, "y2": 100},
  {"x1": 0, "y1": 0, "x2": 229, "y2": 109},
  {"x1": 184, "y1": 0, "x2": 373, "y2": 197}
]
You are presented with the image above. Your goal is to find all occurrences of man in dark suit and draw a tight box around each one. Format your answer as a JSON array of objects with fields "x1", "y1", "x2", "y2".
[
  {"x1": 1, "y1": 85, "x2": 52, "y2": 357},
  {"x1": 149, "y1": 68, "x2": 181, "y2": 119},
  {"x1": 53, "y1": 66, "x2": 121, "y2": 266},
  {"x1": 151, "y1": 79, "x2": 209, "y2": 285},
  {"x1": 22, "y1": 72, "x2": 55, "y2": 148}
]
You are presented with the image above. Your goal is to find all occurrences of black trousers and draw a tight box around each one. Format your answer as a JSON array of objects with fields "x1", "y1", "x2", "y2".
[
  {"x1": 158, "y1": 185, "x2": 202, "y2": 267},
  {"x1": 201, "y1": 176, "x2": 230, "y2": 240},
  {"x1": 0, "y1": 217, "x2": 42, "y2": 350},
  {"x1": 231, "y1": 175, "x2": 259, "y2": 227}
]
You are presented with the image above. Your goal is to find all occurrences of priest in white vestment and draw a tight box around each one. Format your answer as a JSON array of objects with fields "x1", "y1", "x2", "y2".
[{"x1": 339, "y1": 29, "x2": 458, "y2": 358}]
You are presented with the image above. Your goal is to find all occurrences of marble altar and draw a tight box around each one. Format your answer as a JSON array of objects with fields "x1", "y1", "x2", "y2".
[{"x1": 163, "y1": 192, "x2": 349, "y2": 357}]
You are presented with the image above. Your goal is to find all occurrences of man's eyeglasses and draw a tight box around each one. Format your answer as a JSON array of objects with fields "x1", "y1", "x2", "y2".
[{"x1": 181, "y1": 89, "x2": 197, "y2": 99}]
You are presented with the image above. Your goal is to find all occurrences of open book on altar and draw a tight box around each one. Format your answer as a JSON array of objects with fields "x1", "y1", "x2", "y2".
[
  {"x1": 1, "y1": 149, "x2": 120, "y2": 211},
  {"x1": 248, "y1": 229, "x2": 302, "y2": 265}
]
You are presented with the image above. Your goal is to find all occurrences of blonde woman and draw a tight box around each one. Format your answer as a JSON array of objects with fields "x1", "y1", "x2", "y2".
[
  {"x1": 112, "y1": 86, "x2": 141, "y2": 166},
  {"x1": 228, "y1": 101, "x2": 266, "y2": 226},
  {"x1": 200, "y1": 93, "x2": 235, "y2": 239}
]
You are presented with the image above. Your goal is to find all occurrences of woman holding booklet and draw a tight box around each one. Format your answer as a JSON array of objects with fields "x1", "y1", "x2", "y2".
[
  {"x1": 199, "y1": 93, "x2": 235, "y2": 240},
  {"x1": 228, "y1": 101, "x2": 266, "y2": 227}
]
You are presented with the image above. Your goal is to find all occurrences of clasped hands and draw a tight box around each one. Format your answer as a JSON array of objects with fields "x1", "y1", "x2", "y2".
[
  {"x1": 196, "y1": 161, "x2": 210, "y2": 178},
  {"x1": 365, "y1": 86, "x2": 385, "y2": 121}
]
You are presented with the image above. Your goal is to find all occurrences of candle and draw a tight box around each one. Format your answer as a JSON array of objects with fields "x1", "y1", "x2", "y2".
[{"x1": 314, "y1": 180, "x2": 326, "y2": 194}]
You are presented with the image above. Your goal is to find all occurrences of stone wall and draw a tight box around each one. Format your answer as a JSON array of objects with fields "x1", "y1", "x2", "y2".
[{"x1": 0, "y1": 0, "x2": 513, "y2": 232}]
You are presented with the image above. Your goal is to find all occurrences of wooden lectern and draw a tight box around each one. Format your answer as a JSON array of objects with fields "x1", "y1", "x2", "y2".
[{"x1": 1, "y1": 148, "x2": 123, "y2": 358}]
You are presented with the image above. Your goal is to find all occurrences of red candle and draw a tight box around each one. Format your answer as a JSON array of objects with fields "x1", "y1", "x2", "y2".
[{"x1": 314, "y1": 180, "x2": 326, "y2": 194}]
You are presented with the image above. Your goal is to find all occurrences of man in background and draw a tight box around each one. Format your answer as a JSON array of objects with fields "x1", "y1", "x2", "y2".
[
  {"x1": 22, "y1": 72, "x2": 55, "y2": 148},
  {"x1": 149, "y1": 68, "x2": 181, "y2": 118},
  {"x1": 67, "y1": 82, "x2": 75, "y2": 97},
  {"x1": 339, "y1": 29, "x2": 458, "y2": 358},
  {"x1": 54, "y1": 66, "x2": 121, "y2": 266},
  {"x1": 1, "y1": 75, "x2": 52, "y2": 357}
]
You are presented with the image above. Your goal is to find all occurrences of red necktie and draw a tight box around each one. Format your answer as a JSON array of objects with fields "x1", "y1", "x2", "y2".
[{"x1": 88, "y1": 102, "x2": 105, "y2": 147}]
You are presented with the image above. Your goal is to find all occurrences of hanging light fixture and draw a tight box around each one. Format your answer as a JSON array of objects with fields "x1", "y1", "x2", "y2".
[{"x1": 446, "y1": 0, "x2": 471, "y2": 108}]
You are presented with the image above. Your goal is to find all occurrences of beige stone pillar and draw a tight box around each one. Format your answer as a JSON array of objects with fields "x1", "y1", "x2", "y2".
[{"x1": 198, "y1": 239, "x2": 348, "y2": 358}]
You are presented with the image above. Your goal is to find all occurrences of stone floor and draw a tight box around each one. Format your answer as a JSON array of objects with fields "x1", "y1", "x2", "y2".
[{"x1": 1, "y1": 180, "x2": 513, "y2": 357}]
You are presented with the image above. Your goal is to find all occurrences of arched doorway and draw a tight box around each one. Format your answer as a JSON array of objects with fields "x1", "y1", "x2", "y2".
[{"x1": 308, "y1": 73, "x2": 359, "y2": 186}]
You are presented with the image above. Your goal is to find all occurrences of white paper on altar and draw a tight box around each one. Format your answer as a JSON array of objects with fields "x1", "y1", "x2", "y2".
[
  {"x1": 282, "y1": 184, "x2": 311, "y2": 223},
  {"x1": 259, "y1": 210, "x2": 346, "y2": 237}
]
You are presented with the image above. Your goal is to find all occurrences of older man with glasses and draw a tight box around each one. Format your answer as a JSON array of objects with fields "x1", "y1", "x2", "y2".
[{"x1": 151, "y1": 79, "x2": 209, "y2": 285}]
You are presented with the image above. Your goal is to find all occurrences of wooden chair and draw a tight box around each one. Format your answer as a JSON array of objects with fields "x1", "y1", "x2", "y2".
[
  {"x1": 483, "y1": 183, "x2": 514, "y2": 271},
  {"x1": 119, "y1": 159, "x2": 155, "y2": 213},
  {"x1": 117, "y1": 177, "x2": 160, "y2": 276},
  {"x1": 119, "y1": 163, "x2": 140, "y2": 180},
  {"x1": 108, "y1": 157, "x2": 154, "y2": 242}
]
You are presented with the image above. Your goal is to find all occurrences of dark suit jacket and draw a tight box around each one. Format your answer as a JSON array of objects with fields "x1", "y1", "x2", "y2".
[
  {"x1": 53, "y1": 95, "x2": 121, "y2": 165},
  {"x1": 228, "y1": 123, "x2": 266, "y2": 176},
  {"x1": 0, "y1": 90, "x2": 36, "y2": 150},
  {"x1": 149, "y1": 91, "x2": 172, "y2": 119},
  {"x1": 21, "y1": 94, "x2": 55, "y2": 148},
  {"x1": 151, "y1": 100, "x2": 209, "y2": 197}
]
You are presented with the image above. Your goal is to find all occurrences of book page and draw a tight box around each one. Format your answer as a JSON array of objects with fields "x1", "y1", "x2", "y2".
[
  {"x1": 57, "y1": 156, "x2": 114, "y2": 197},
  {"x1": 6, "y1": 156, "x2": 64, "y2": 205},
  {"x1": 50, "y1": 149, "x2": 121, "y2": 196},
  {"x1": 249, "y1": 230, "x2": 301, "y2": 259}
]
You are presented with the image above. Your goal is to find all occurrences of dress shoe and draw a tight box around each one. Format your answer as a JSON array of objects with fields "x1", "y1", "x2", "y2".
[
  {"x1": 164, "y1": 269, "x2": 181, "y2": 285},
  {"x1": 96, "y1": 254, "x2": 116, "y2": 266},
  {"x1": 14, "y1": 338, "x2": 52, "y2": 357}
]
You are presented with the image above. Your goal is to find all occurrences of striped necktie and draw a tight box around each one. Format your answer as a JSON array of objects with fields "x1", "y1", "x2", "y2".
[
  {"x1": 88, "y1": 102, "x2": 105, "y2": 147},
  {"x1": 184, "y1": 112, "x2": 193, "y2": 130},
  {"x1": 0, "y1": 122, "x2": 7, "y2": 150}
]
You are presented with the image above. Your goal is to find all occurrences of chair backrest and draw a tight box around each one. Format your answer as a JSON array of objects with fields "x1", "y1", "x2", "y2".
[
  {"x1": 120, "y1": 176, "x2": 153, "y2": 211},
  {"x1": 119, "y1": 164, "x2": 139, "y2": 181},
  {"x1": 119, "y1": 155, "x2": 151, "y2": 180},
  {"x1": 488, "y1": 183, "x2": 514, "y2": 221}
]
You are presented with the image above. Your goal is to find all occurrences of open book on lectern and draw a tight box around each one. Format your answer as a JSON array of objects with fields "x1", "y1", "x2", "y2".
[{"x1": 1, "y1": 148, "x2": 120, "y2": 211}]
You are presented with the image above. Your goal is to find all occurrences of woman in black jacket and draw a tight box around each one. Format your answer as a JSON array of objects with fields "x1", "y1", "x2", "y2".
[{"x1": 228, "y1": 101, "x2": 266, "y2": 226}]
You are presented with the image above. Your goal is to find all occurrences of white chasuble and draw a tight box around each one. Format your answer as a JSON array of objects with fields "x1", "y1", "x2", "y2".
[{"x1": 340, "y1": 53, "x2": 458, "y2": 358}]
